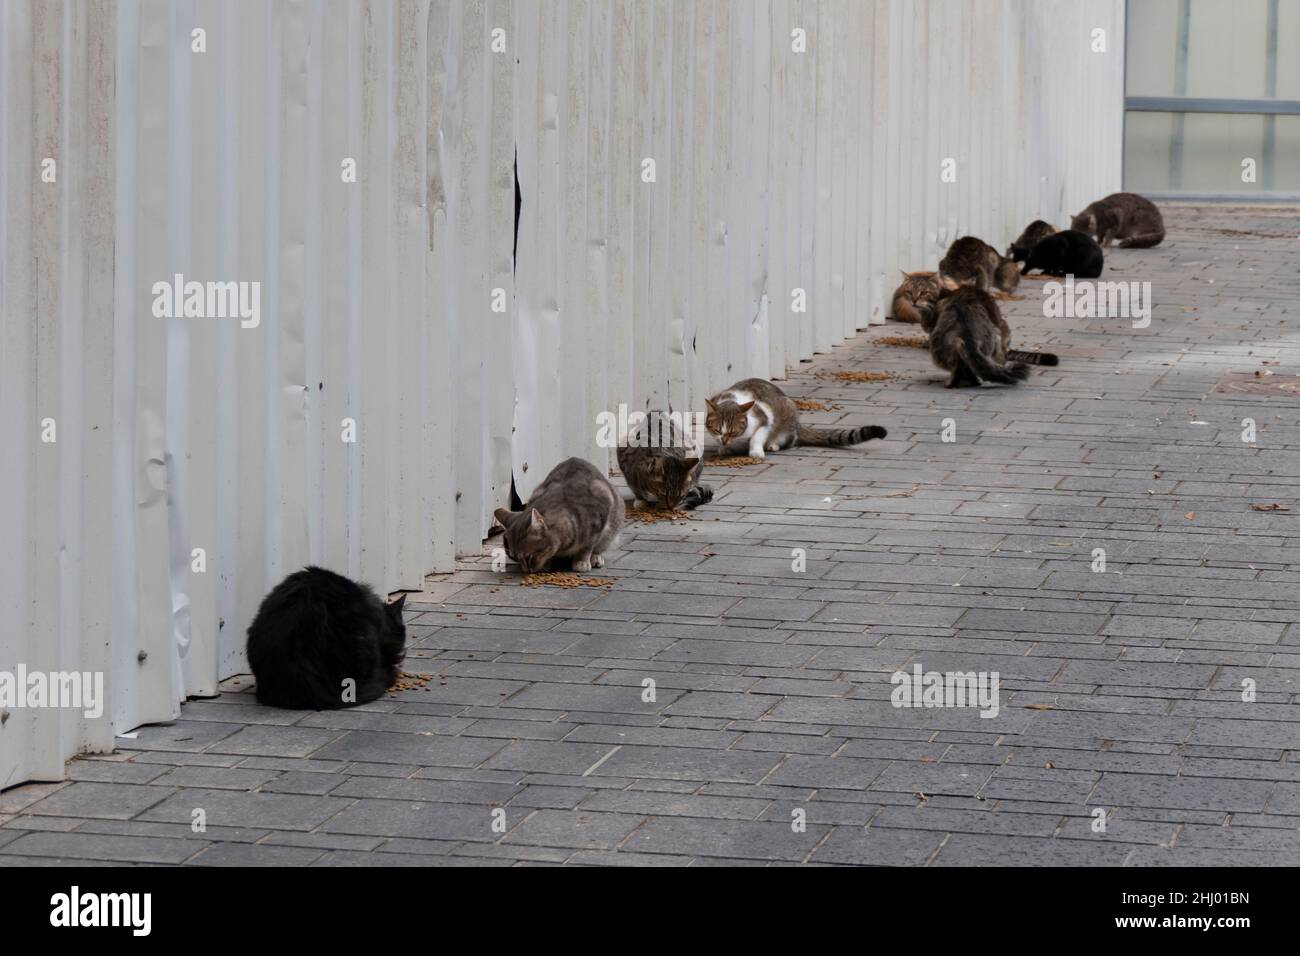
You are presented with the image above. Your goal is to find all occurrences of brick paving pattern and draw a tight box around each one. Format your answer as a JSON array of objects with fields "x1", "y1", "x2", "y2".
[{"x1": 3, "y1": 204, "x2": 1298, "y2": 866}]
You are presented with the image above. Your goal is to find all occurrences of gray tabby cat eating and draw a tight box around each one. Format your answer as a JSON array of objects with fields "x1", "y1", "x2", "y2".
[
  {"x1": 494, "y1": 457, "x2": 623, "y2": 573},
  {"x1": 938, "y1": 236, "x2": 1021, "y2": 294},
  {"x1": 1071, "y1": 192, "x2": 1165, "y2": 248},
  {"x1": 1007, "y1": 220, "x2": 1057, "y2": 262},
  {"x1": 616, "y1": 410, "x2": 713, "y2": 510}
]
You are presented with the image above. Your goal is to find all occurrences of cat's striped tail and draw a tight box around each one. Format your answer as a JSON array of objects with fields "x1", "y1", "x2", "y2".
[
  {"x1": 1007, "y1": 349, "x2": 1059, "y2": 366},
  {"x1": 955, "y1": 337, "x2": 1029, "y2": 385},
  {"x1": 796, "y1": 424, "x2": 888, "y2": 447}
]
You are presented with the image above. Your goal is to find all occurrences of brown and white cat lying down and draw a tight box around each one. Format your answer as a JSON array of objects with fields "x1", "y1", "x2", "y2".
[{"x1": 705, "y1": 378, "x2": 886, "y2": 459}]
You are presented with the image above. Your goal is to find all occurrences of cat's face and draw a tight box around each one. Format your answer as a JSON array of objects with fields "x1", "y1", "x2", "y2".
[
  {"x1": 493, "y1": 508, "x2": 559, "y2": 574},
  {"x1": 1070, "y1": 211, "x2": 1095, "y2": 234},
  {"x1": 705, "y1": 399, "x2": 754, "y2": 446},
  {"x1": 904, "y1": 274, "x2": 939, "y2": 299},
  {"x1": 649, "y1": 457, "x2": 701, "y2": 510}
]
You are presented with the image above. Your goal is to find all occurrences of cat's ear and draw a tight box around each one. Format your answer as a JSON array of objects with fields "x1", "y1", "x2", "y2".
[
  {"x1": 704, "y1": 398, "x2": 718, "y2": 413},
  {"x1": 680, "y1": 457, "x2": 700, "y2": 470},
  {"x1": 528, "y1": 508, "x2": 546, "y2": 531},
  {"x1": 493, "y1": 507, "x2": 516, "y2": 528},
  {"x1": 736, "y1": 401, "x2": 755, "y2": 414},
  {"x1": 385, "y1": 593, "x2": 407, "y2": 625}
]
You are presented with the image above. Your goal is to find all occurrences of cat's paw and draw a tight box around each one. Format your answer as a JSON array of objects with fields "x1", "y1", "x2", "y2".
[
  {"x1": 573, "y1": 559, "x2": 593, "y2": 573},
  {"x1": 591, "y1": 554, "x2": 605, "y2": 568},
  {"x1": 747, "y1": 447, "x2": 767, "y2": 459},
  {"x1": 765, "y1": 442, "x2": 781, "y2": 452}
]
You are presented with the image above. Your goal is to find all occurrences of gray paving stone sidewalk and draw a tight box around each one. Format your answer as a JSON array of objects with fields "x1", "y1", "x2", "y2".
[{"x1": 3, "y1": 204, "x2": 1299, "y2": 866}]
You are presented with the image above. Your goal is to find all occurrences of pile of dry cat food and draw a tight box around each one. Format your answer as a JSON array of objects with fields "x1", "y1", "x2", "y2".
[
  {"x1": 625, "y1": 506, "x2": 691, "y2": 523},
  {"x1": 824, "y1": 370, "x2": 895, "y2": 384},
  {"x1": 520, "y1": 571, "x2": 615, "y2": 589},
  {"x1": 708, "y1": 455, "x2": 766, "y2": 467},
  {"x1": 793, "y1": 398, "x2": 833, "y2": 410},
  {"x1": 875, "y1": 335, "x2": 929, "y2": 349},
  {"x1": 389, "y1": 671, "x2": 434, "y2": 692}
]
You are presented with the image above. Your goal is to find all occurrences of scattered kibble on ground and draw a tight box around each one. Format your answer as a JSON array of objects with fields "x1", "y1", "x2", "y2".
[
  {"x1": 389, "y1": 671, "x2": 434, "y2": 692},
  {"x1": 875, "y1": 335, "x2": 929, "y2": 349},
  {"x1": 521, "y1": 571, "x2": 615, "y2": 589},
  {"x1": 625, "y1": 506, "x2": 691, "y2": 523},
  {"x1": 825, "y1": 370, "x2": 896, "y2": 383},
  {"x1": 708, "y1": 455, "x2": 767, "y2": 467}
]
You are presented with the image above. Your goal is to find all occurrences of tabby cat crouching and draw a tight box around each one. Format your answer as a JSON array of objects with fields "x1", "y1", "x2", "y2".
[
  {"x1": 246, "y1": 566, "x2": 407, "y2": 710},
  {"x1": 929, "y1": 288, "x2": 1058, "y2": 388},
  {"x1": 1007, "y1": 220, "x2": 1057, "y2": 262},
  {"x1": 1071, "y1": 192, "x2": 1165, "y2": 248},
  {"x1": 494, "y1": 457, "x2": 623, "y2": 573},
  {"x1": 890, "y1": 272, "x2": 941, "y2": 327},
  {"x1": 938, "y1": 236, "x2": 1021, "y2": 295},
  {"x1": 617, "y1": 411, "x2": 713, "y2": 510},
  {"x1": 705, "y1": 378, "x2": 887, "y2": 459}
]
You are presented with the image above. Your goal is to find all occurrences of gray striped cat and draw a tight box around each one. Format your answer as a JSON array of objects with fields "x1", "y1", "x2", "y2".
[
  {"x1": 616, "y1": 411, "x2": 713, "y2": 510},
  {"x1": 929, "y1": 287, "x2": 1057, "y2": 388},
  {"x1": 705, "y1": 378, "x2": 886, "y2": 459},
  {"x1": 1071, "y1": 192, "x2": 1164, "y2": 248},
  {"x1": 890, "y1": 271, "x2": 941, "y2": 325},
  {"x1": 1007, "y1": 220, "x2": 1057, "y2": 262},
  {"x1": 493, "y1": 457, "x2": 623, "y2": 573},
  {"x1": 939, "y1": 236, "x2": 1021, "y2": 294}
]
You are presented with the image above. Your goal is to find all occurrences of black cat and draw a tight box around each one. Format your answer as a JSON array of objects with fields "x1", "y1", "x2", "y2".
[
  {"x1": 246, "y1": 566, "x2": 407, "y2": 710},
  {"x1": 1021, "y1": 229, "x2": 1104, "y2": 278}
]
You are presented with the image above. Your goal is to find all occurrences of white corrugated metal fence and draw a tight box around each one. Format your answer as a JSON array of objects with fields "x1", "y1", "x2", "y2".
[{"x1": 0, "y1": 0, "x2": 1123, "y2": 787}]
